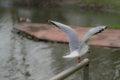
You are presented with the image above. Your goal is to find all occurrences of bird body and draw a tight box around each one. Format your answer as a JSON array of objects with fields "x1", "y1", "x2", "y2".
[{"x1": 49, "y1": 20, "x2": 107, "y2": 61}]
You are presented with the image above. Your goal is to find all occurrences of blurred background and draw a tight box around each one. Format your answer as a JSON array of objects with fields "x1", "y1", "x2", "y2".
[
  {"x1": 0, "y1": 0, "x2": 120, "y2": 28},
  {"x1": 0, "y1": 0, "x2": 120, "y2": 80}
]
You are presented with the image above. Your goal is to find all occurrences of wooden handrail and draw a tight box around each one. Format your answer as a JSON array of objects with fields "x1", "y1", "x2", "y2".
[{"x1": 49, "y1": 58, "x2": 89, "y2": 80}]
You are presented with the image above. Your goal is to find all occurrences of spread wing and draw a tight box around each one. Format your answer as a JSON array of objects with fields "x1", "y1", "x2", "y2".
[
  {"x1": 49, "y1": 20, "x2": 80, "y2": 52},
  {"x1": 80, "y1": 26, "x2": 107, "y2": 45}
]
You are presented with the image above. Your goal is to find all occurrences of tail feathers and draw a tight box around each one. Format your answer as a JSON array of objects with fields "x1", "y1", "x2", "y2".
[
  {"x1": 63, "y1": 45, "x2": 89, "y2": 58},
  {"x1": 63, "y1": 51, "x2": 79, "y2": 58}
]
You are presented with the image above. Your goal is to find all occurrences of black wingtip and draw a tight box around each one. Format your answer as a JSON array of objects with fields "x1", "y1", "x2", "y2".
[
  {"x1": 48, "y1": 20, "x2": 52, "y2": 23},
  {"x1": 48, "y1": 20, "x2": 57, "y2": 26},
  {"x1": 105, "y1": 26, "x2": 108, "y2": 29},
  {"x1": 48, "y1": 20, "x2": 55, "y2": 25},
  {"x1": 94, "y1": 26, "x2": 107, "y2": 35}
]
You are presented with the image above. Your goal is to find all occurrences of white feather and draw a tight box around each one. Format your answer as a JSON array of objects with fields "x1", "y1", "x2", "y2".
[{"x1": 49, "y1": 20, "x2": 107, "y2": 58}]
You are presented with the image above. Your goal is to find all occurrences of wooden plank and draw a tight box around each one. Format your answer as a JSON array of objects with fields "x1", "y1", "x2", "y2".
[{"x1": 13, "y1": 23, "x2": 120, "y2": 47}]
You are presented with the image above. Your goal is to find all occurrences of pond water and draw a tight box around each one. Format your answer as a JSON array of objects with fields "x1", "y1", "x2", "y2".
[
  {"x1": 0, "y1": 6, "x2": 120, "y2": 80},
  {"x1": 7, "y1": 5, "x2": 120, "y2": 27}
]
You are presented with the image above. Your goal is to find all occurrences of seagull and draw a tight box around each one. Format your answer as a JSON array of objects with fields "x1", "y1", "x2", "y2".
[{"x1": 48, "y1": 20, "x2": 107, "y2": 63}]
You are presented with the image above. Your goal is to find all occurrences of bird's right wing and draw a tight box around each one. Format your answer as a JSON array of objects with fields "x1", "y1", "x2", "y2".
[{"x1": 48, "y1": 20, "x2": 80, "y2": 52}]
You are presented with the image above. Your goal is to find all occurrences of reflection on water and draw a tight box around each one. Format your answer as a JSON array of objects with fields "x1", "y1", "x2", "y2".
[{"x1": 0, "y1": 7, "x2": 120, "y2": 80}]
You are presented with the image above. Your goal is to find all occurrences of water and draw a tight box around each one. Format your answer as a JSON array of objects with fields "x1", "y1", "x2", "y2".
[
  {"x1": 0, "y1": 6, "x2": 120, "y2": 80},
  {"x1": 9, "y1": 6, "x2": 120, "y2": 27}
]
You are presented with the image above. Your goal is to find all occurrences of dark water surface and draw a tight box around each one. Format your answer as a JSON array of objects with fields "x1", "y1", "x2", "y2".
[
  {"x1": 0, "y1": 6, "x2": 120, "y2": 80},
  {"x1": 4, "y1": 5, "x2": 120, "y2": 27}
]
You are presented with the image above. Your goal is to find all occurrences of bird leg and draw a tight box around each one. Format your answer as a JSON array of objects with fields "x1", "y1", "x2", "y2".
[{"x1": 77, "y1": 57, "x2": 81, "y2": 63}]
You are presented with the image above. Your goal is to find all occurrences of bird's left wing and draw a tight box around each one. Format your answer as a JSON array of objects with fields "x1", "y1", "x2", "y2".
[{"x1": 80, "y1": 26, "x2": 107, "y2": 45}]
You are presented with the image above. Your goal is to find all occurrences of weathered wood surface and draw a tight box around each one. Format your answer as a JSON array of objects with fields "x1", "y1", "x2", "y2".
[{"x1": 13, "y1": 23, "x2": 120, "y2": 47}]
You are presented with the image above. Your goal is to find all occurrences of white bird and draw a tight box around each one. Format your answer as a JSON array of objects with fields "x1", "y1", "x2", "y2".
[{"x1": 49, "y1": 20, "x2": 107, "y2": 63}]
